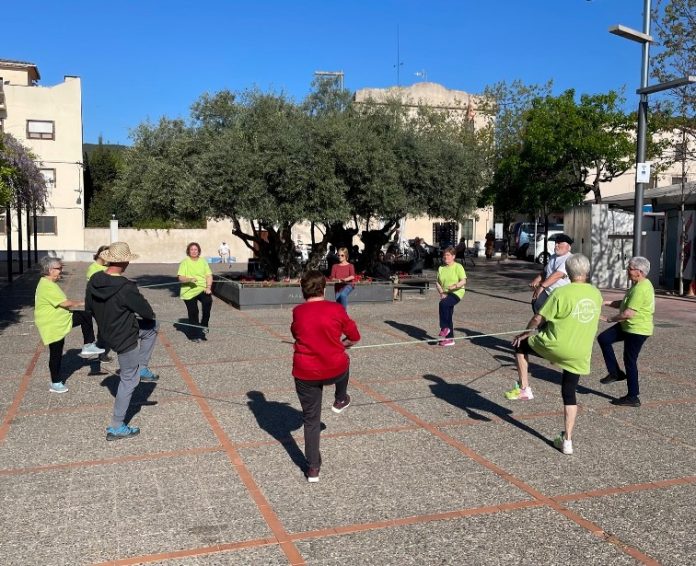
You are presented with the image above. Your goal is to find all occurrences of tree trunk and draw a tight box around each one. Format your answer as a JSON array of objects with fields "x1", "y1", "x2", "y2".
[{"x1": 5, "y1": 205, "x2": 12, "y2": 283}]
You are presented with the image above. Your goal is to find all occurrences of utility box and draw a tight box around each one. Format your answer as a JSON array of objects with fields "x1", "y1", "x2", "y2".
[{"x1": 564, "y1": 204, "x2": 636, "y2": 289}]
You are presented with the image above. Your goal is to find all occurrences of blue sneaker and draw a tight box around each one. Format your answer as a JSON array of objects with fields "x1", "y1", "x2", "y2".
[
  {"x1": 139, "y1": 367, "x2": 159, "y2": 382},
  {"x1": 106, "y1": 424, "x2": 140, "y2": 441},
  {"x1": 49, "y1": 382, "x2": 69, "y2": 394}
]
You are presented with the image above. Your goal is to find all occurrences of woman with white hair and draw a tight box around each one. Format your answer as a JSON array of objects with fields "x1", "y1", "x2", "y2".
[
  {"x1": 598, "y1": 256, "x2": 654, "y2": 407},
  {"x1": 508, "y1": 254, "x2": 602, "y2": 455},
  {"x1": 35, "y1": 256, "x2": 105, "y2": 393}
]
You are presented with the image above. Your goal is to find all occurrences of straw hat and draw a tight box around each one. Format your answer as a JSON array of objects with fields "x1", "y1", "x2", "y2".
[{"x1": 99, "y1": 242, "x2": 139, "y2": 263}]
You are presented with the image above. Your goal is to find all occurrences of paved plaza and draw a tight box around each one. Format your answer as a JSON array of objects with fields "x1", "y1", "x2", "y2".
[{"x1": 0, "y1": 259, "x2": 695, "y2": 565}]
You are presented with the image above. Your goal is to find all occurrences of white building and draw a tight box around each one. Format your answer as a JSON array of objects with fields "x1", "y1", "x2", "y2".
[{"x1": 0, "y1": 59, "x2": 84, "y2": 257}]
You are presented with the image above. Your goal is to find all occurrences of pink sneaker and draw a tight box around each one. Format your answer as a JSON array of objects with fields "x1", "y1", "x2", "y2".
[
  {"x1": 440, "y1": 338, "x2": 455, "y2": 347},
  {"x1": 439, "y1": 328, "x2": 451, "y2": 338}
]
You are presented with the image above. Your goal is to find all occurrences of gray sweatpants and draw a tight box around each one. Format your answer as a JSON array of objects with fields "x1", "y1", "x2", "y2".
[{"x1": 111, "y1": 320, "x2": 159, "y2": 428}]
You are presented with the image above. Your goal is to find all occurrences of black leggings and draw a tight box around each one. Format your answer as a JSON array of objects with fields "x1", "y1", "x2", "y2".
[
  {"x1": 48, "y1": 311, "x2": 95, "y2": 383},
  {"x1": 516, "y1": 339, "x2": 580, "y2": 406}
]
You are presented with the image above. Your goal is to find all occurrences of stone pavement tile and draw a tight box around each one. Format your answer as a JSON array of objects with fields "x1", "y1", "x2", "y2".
[
  {"x1": 211, "y1": 386, "x2": 412, "y2": 444},
  {"x1": 145, "y1": 544, "x2": 289, "y2": 565},
  {"x1": 241, "y1": 429, "x2": 531, "y2": 533},
  {"x1": 0, "y1": 398, "x2": 218, "y2": 469},
  {"x1": 0, "y1": 377, "x2": 21, "y2": 415},
  {"x1": 566, "y1": 483, "x2": 696, "y2": 566},
  {"x1": 446, "y1": 413, "x2": 696, "y2": 497},
  {"x1": 189, "y1": 359, "x2": 294, "y2": 399},
  {"x1": 0, "y1": 453, "x2": 271, "y2": 565},
  {"x1": 599, "y1": 402, "x2": 696, "y2": 448},
  {"x1": 0, "y1": 349, "x2": 39, "y2": 379},
  {"x1": 293, "y1": 506, "x2": 636, "y2": 565}
]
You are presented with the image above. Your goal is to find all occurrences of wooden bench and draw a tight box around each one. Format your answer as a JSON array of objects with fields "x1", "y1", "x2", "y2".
[{"x1": 393, "y1": 278, "x2": 432, "y2": 301}]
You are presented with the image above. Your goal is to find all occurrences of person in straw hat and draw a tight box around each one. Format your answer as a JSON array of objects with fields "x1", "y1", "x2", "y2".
[{"x1": 86, "y1": 242, "x2": 159, "y2": 441}]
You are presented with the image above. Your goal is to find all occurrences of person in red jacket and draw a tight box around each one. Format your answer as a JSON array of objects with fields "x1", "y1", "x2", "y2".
[{"x1": 291, "y1": 270, "x2": 361, "y2": 483}]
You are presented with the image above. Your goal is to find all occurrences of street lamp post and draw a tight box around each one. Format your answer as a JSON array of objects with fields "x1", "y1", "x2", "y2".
[{"x1": 610, "y1": 3, "x2": 696, "y2": 258}]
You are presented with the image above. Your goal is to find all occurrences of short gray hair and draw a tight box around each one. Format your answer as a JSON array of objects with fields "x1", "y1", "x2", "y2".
[
  {"x1": 565, "y1": 253, "x2": 590, "y2": 280},
  {"x1": 628, "y1": 256, "x2": 650, "y2": 276},
  {"x1": 39, "y1": 255, "x2": 62, "y2": 276}
]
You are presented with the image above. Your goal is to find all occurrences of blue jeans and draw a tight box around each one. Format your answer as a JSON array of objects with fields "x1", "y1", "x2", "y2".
[
  {"x1": 335, "y1": 285, "x2": 354, "y2": 310},
  {"x1": 438, "y1": 294, "x2": 461, "y2": 337},
  {"x1": 597, "y1": 324, "x2": 649, "y2": 397}
]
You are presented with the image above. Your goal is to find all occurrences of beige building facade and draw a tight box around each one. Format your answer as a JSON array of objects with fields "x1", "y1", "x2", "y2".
[
  {"x1": 354, "y1": 82, "x2": 494, "y2": 248},
  {"x1": 1, "y1": 59, "x2": 85, "y2": 255}
]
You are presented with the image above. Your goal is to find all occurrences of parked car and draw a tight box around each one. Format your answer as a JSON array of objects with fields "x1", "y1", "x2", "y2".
[
  {"x1": 511, "y1": 221, "x2": 563, "y2": 259},
  {"x1": 526, "y1": 230, "x2": 564, "y2": 264}
]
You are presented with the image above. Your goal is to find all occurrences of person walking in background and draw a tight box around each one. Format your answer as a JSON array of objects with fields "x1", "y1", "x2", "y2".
[
  {"x1": 178, "y1": 242, "x2": 213, "y2": 341},
  {"x1": 435, "y1": 246, "x2": 467, "y2": 347},
  {"x1": 484, "y1": 231, "x2": 495, "y2": 259},
  {"x1": 218, "y1": 241, "x2": 230, "y2": 266},
  {"x1": 330, "y1": 247, "x2": 355, "y2": 310},
  {"x1": 507, "y1": 254, "x2": 601, "y2": 455},
  {"x1": 597, "y1": 256, "x2": 655, "y2": 407},
  {"x1": 291, "y1": 270, "x2": 361, "y2": 482},
  {"x1": 34, "y1": 256, "x2": 105, "y2": 394},
  {"x1": 86, "y1": 242, "x2": 159, "y2": 441},
  {"x1": 529, "y1": 234, "x2": 573, "y2": 313},
  {"x1": 85, "y1": 245, "x2": 112, "y2": 363}
]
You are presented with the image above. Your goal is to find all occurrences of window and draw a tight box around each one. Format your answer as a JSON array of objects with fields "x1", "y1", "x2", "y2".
[
  {"x1": 40, "y1": 168, "x2": 56, "y2": 189},
  {"x1": 26, "y1": 120, "x2": 55, "y2": 140},
  {"x1": 671, "y1": 176, "x2": 687, "y2": 186},
  {"x1": 28, "y1": 216, "x2": 57, "y2": 235},
  {"x1": 461, "y1": 219, "x2": 474, "y2": 241},
  {"x1": 675, "y1": 142, "x2": 687, "y2": 162},
  {"x1": 0, "y1": 215, "x2": 7, "y2": 234},
  {"x1": 432, "y1": 222, "x2": 458, "y2": 247}
]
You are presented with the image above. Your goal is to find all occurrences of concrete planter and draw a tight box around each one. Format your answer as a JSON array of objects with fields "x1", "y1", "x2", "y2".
[{"x1": 213, "y1": 281, "x2": 394, "y2": 310}]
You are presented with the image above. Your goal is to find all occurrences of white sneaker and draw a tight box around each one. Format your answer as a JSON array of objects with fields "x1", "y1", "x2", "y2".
[
  {"x1": 49, "y1": 382, "x2": 69, "y2": 394},
  {"x1": 79, "y1": 342, "x2": 105, "y2": 358},
  {"x1": 553, "y1": 432, "x2": 573, "y2": 455}
]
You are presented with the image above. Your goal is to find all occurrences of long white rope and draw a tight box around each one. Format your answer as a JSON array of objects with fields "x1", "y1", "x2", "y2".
[{"x1": 350, "y1": 328, "x2": 531, "y2": 350}]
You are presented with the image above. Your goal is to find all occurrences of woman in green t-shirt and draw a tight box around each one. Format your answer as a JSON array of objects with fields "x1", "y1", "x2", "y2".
[
  {"x1": 597, "y1": 256, "x2": 654, "y2": 408},
  {"x1": 35, "y1": 256, "x2": 105, "y2": 393},
  {"x1": 435, "y1": 247, "x2": 467, "y2": 347},
  {"x1": 177, "y1": 242, "x2": 213, "y2": 341}
]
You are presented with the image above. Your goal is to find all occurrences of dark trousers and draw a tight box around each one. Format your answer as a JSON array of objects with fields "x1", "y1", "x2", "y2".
[
  {"x1": 438, "y1": 294, "x2": 460, "y2": 337},
  {"x1": 294, "y1": 370, "x2": 349, "y2": 469},
  {"x1": 597, "y1": 324, "x2": 649, "y2": 397},
  {"x1": 184, "y1": 292, "x2": 212, "y2": 332},
  {"x1": 47, "y1": 311, "x2": 96, "y2": 383}
]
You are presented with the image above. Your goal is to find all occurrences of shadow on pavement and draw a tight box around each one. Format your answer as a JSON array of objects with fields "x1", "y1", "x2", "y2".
[{"x1": 100, "y1": 375, "x2": 159, "y2": 424}]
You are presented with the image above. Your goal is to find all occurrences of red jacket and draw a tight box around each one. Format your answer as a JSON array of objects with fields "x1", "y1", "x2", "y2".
[{"x1": 291, "y1": 299, "x2": 361, "y2": 380}]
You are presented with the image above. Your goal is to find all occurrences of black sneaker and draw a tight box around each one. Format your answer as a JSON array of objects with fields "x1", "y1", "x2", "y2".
[
  {"x1": 332, "y1": 395, "x2": 351, "y2": 414},
  {"x1": 600, "y1": 371, "x2": 627, "y2": 384},
  {"x1": 99, "y1": 353, "x2": 114, "y2": 363},
  {"x1": 306, "y1": 467, "x2": 320, "y2": 483},
  {"x1": 611, "y1": 395, "x2": 641, "y2": 407}
]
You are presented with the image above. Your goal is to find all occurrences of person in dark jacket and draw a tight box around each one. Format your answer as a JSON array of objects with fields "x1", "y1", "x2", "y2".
[{"x1": 86, "y1": 242, "x2": 159, "y2": 441}]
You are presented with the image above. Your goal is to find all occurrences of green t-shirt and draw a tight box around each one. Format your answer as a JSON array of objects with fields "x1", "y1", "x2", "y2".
[
  {"x1": 86, "y1": 262, "x2": 107, "y2": 281},
  {"x1": 34, "y1": 277, "x2": 73, "y2": 345},
  {"x1": 177, "y1": 257, "x2": 212, "y2": 300},
  {"x1": 620, "y1": 278, "x2": 654, "y2": 336},
  {"x1": 437, "y1": 262, "x2": 467, "y2": 299},
  {"x1": 529, "y1": 283, "x2": 602, "y2": 375}
]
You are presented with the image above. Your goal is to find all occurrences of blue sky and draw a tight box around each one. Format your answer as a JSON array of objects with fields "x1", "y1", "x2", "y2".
[{"x1": 4, "y1": 1, "x2": 657, "y2": 145}]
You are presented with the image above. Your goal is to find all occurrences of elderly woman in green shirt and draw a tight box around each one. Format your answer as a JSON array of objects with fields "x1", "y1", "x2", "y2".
[
  {"x1": 35, "y1": 256, "x2": 104, "y2": 393},
  {"x1": 177, "y1": 242, "x2": 213, "y2": 341},
  {"x1": 435, "y1": 246, "x2": 467, "y2": 347}
]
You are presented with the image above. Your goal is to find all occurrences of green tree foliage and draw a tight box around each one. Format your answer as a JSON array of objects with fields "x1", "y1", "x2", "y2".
[
  {"x1": 0, "y1": 133, "x2": 48, "y2": 211},
  {"x1": 84, "y1": 138, "x2": 125, "y2": 226}
]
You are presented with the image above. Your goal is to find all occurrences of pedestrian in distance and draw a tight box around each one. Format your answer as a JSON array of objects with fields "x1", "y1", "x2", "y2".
[
  {"x1": 177, "y1": 242, "x2": 213, "y2": 341},
  {"x1": 330, "y1": 247, "x2": 356, "y2": 311},
  {"x1": 86, "y1": 242, "x2": 160, "y2": 441},
  {"x1": 218, "y1": 241, "x2": 230, "y2": 266},
  {"x1": 529, "y1": 233, "x2": 573, "y2": 314},
  {"x1": 507, "y1": 254, "x2": 602, "y2": 455},
  {"x1": 597, "y1": 256, "x2": 654, "y2": 407},
  {"x1": 435, "y1": 246, "x2": 467, "y2": 347},
  {"x1": 34, "y1": 256, "x2": 105, "y2": 394},
  {"x1": 291, "y1": 270, "x2": 361, "y2": 482}
]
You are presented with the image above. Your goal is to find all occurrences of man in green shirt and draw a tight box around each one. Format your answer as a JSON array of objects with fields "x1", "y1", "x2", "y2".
[
  {"x1": 508, "y1": 254, "x2": 602, "y2": 455},
  {"x1": 598, "y1": 256, "x2": 654, "y2": 407}
]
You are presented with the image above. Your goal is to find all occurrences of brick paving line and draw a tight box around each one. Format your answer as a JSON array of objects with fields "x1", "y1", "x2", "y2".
[
  {"x1": 350, "y1": 376, "x2": 662, "y2": 565},
  {"x1": 157, "y1": 328, "x2": 306, "y2": 566}
]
